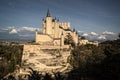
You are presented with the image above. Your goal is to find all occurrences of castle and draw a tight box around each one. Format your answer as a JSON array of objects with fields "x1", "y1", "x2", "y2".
[
  {"x1": 9, "y1": 10, "x2": 99, "y2": 79},
  {"x1": 35, "y1": 10, "x2": 78, "y2": 46}
]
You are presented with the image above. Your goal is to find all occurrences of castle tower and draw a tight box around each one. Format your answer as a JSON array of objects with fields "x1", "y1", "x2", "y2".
[
  {"x1": 45, "y1": 9, "x2": 52, "y2": 35},
  {"x1": 54, "y1": 19, "x2": 59, "y2": 38}
]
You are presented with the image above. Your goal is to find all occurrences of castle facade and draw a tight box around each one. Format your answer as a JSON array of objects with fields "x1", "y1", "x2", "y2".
[{"x1": 35, "y1": 10, "x2": 78, "y2": 46}]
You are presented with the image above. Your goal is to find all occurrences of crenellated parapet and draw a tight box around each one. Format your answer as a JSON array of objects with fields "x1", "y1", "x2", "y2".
[{"x1": 59, "y1": 22, "x2": 70, "y2": 29}]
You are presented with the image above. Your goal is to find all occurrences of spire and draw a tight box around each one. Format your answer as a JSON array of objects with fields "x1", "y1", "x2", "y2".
[
  {"x1": 46, "y1": 9, "x2": 51, "y2": 17},
  {"x1": 73, "y1": 28, "x2": 75, "y2": 32}
]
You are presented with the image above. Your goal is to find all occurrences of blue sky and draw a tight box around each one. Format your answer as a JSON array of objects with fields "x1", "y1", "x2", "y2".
[{"x1": 0, "y1": 0, "x2": 120, "y2": 41}]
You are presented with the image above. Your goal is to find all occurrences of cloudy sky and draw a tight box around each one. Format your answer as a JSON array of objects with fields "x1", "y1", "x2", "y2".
[{"x1": 0, "y1": 0, "x2": 120, "y2": 41}]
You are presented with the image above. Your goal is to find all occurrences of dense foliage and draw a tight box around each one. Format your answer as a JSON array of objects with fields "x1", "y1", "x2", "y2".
[
  {"x1": 24, "y1": 68, "x2": 65, "y2": 80},
  {"x1": 28, "y1": 68, "x2": 42, "y2": 80},
  {"x1": 67, "y1": 39, "x2": 120, "y2": 80},
  {"x1": 28, "y1": 69, "x2": 65, "y2": 80},
  {"x1": 64, "y1": 33, "x2": 75, "y2": 47},
  {"x1": 0, "y1": 44, "x2": 23, "y2": 78}
]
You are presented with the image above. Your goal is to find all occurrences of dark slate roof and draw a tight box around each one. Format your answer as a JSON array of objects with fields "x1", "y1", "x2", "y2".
[{"x1": 46, "y1": 9, "x2": 51, "y2": 17}]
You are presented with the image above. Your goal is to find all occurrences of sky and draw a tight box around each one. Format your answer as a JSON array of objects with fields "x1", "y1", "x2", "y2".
[{"x1": 0, "y1": 0, "x2": 120, "y2": 41}]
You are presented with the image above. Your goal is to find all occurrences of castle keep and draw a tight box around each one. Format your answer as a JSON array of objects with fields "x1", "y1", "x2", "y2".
[{"x1": 35, "y1": 10, "x2": 78, "y2": 46}]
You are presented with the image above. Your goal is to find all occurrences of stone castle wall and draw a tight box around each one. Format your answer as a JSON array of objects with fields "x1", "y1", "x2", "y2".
[{"x1": 36, "y1": 32, "x2": 53, "y2": 43}]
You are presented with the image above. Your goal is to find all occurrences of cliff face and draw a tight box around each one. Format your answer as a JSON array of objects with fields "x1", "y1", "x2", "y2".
[{"x1": 20, "y1": 45, "x2": 71, "y2": 74}]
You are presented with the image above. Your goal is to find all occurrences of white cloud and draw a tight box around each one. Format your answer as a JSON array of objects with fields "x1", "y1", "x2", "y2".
[
  {"x1": 1, "y1": 26, "x2": 15, "y2": 31},
  {"x1": 82, "y1": 33, "x2": 89, "y2": 36},
  {"x1": 18, "y1": 26, "x2": 40, "y2": 32},
  {"x1": 102, "y1": 31, "x2": 116, "y2": 35},
  {"x1": 98, "y1": 35, "x2": 106, "y2": 40},
  {"x1": 9, "y1": 28, "x2": 18, "y2": 34},
  {"x1": 78, "y1": 30, "x2": 119, "y2": 42},
  {"x1": 8, "y1": 26, "x2": 15, "y2": 29},
  {"x1": 1, "y1": 26, "x2": 41, "y2": 34},
  {"x1": 78, "y1": 30, "x2": 84, "y2": 33},
  {"x1": 0, "y1": 26, "x2": 41, "y2": 41},
  {"x1": 91, "y1": 32, "x2": 98, "y2": 36}
]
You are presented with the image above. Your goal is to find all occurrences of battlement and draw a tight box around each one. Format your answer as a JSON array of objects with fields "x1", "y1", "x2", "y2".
[{"x1": 59, "y1": 22, "x2": 70, "y2": 29}]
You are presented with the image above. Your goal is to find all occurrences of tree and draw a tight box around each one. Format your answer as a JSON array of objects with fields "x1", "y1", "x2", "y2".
[
  {"x1": 54, "y1": 72, "x2": 64, "y2": 80},
  {"x1": 2, "y1": 75, "x2": 16, "y2": 80},
  {"x1": 67, "y1": 39, "x2": 120, "y2": 80},
  {"x1": 64, "y1": 33, "x2": 75, "y2": 47},
  {"x1": 43, "y1": 73, "x2": 53, "y2": 80},
  {"x1": 0, "y1": 44, "x2": 23, "y2": 78},
  {"x1": 98, "y1": 53, "x2": 120, "y2": 80},
  {"x1": 28, "y1": 68, "x2": 42, "y2": 80}
]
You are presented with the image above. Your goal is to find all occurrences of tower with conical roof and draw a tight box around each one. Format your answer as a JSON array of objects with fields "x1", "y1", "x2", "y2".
[{"x1": 45, "y1": 9, "x2": 53, "y2": 35}]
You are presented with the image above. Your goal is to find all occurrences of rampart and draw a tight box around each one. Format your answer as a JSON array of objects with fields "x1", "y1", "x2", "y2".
[{"x1": 23, "y1": 44, "x2": 69, "y2": 50}]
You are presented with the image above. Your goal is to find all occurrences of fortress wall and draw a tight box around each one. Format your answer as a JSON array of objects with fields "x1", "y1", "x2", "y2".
[
  {"x1": 36, "y1": 34, "x2": 53, "y2": 43},
  {"x1": 53, "y1": 39, "x2": 61, "y2": 46},
  {"x1": 23, "y1": 45, "x2": 69, "y2": 51},
  {"x1": 21, "y1": 44, "x2": 71, "y2": 74},
  {"x1": 22, "y1": 44, "x2": 69, "y2": 60}
]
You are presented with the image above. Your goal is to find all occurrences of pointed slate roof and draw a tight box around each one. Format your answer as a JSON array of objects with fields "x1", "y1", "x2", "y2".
[{"x1": 46, "y1": 9, "x2": 51, "y2": 17}]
